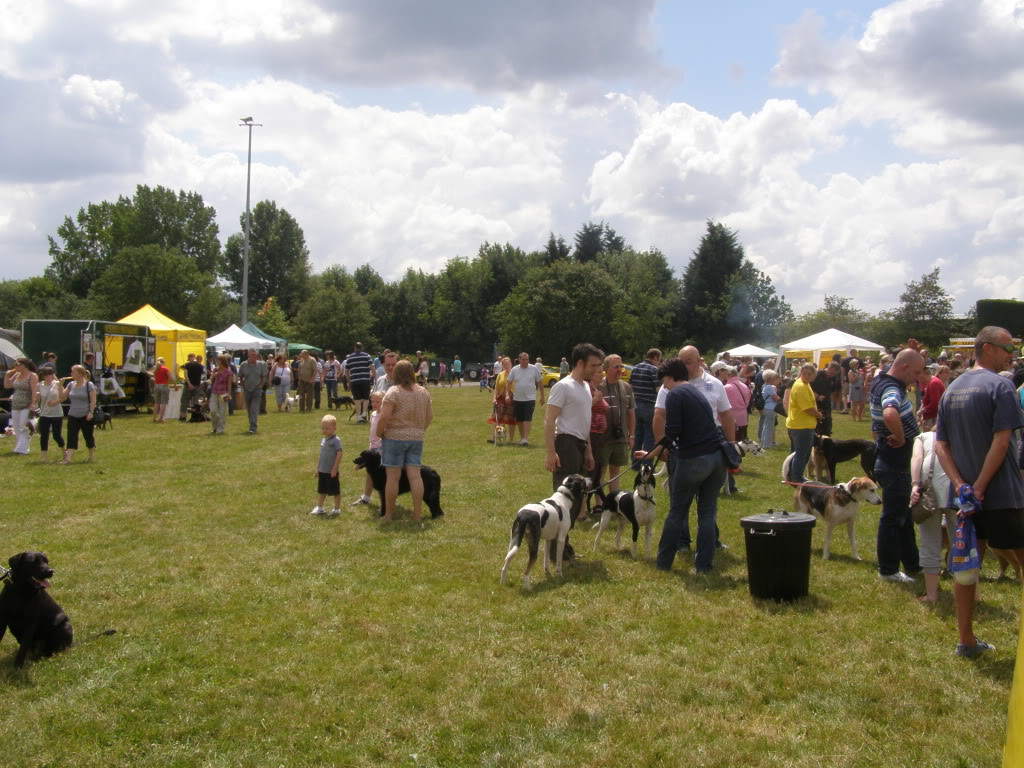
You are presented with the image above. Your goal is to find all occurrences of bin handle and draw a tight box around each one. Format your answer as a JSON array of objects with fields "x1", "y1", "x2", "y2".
[{"x1": 749, "y1": 529, "x2": 776, "y2": 536}]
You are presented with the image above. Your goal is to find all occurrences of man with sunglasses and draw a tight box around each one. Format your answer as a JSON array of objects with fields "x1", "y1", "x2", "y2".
[{"x1": 935, "y1": 326, "x2": 1024, "y2": 659}]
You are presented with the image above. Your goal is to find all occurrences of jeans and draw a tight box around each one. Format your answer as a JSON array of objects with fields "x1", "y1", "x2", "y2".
[
  {"x1": 657, "y1": 450, "x2": 726, "y2": 572},
  {"x1": 244, "y1": 388, "x2": 262, "y2": 432},
  {"x1": 313, "y1": 381, "x2": 322, "y2": 409},
  {"x1": 209, "y1": 392, "x2": 228, "y2": 434},
  {"x1": 758, "y1": 410, "x2": 776, "y2": 448},
  {"x1": 787, "y1": 428, "x2": 815, "y2": 482},
  {"x1": 39, "y1": 415, "x2": 65, "y2": 451},
  {"x1": 875, "y1": 458, "x2": 920, "y2": 576},
  {"x1": 632, "y1": 401, "x2": 656, "y2": 468},
  {"x1": 325, "y1": 380, "x2": 338, "y2": 402}
]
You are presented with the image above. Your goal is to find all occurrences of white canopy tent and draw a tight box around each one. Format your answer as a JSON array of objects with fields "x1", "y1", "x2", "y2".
[
  {"x1": 777, "y1": 328, "x2": 885, "y2": 368},
  {"x1": 206, "y1": 324, "x2": 276, "y2": 350},
  {"x1": 717, "y1": 343, "x2": 776, "y2": 360}
]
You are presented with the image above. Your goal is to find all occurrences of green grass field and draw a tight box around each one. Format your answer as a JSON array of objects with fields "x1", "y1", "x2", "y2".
[{"x1": 2, "y1": 385, "x2": 1019, "y2": 767}]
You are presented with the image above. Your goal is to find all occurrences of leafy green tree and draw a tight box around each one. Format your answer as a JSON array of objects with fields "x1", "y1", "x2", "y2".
[
  {"x1": 252, "y1": 297, "x2": 294, "y2": 339},
  {"x1": 0, "y1": 276, "x2": 88, "y2": 328},
  {"x1": 573, "y1": 221, "x2": 606, "y2": 262},
  {"x1": 893, "y1": 267, "x2": 954, "y2": 347},
  {"x1": 87, "y1": 245, "x2": 208, "y2": 321},
  {"x1": 293, "y1": 271, "x2": 377, "y2": 353},
  {"x1": 598, "y1": 248, "x2": 678, "y2": 360},
  {"x1": 221, "y1": 201, "x2": 312, "y2": 318},
  {"x1": 726, "y1": 261, "x2": 795, "y2": 344},
  {"x1": 495, "y1": 261, "x2": 624, "y2": 361},
  {"x1": 187, "y1": 285, "x2": 240, "y2": 334},
  {"x1": 677, "y1": 221, "x2": 746, "y2": 348},
  {"x1": 544, "y1": 232, "x2": 571, "y2": 264},
  {"x1": 353, "y1": 264, "x2": 386, "y2": 296},
  {"x1": 602, "y1": 224, "x2": 626, "y2": 253},
  {"x1": 47, "y1": 185, "x2": 220, "y2": 296},
  {"x1": 781, "y1": 295, "x2": 871, "y2": 342},
  {"x1": 427, "y1": 256, "x2": 493, "y2": 359}
]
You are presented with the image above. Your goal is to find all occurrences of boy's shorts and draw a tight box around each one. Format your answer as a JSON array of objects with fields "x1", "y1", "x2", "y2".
[{"x1": 318, "y1": 471, "x2": 340, "y2": 496}]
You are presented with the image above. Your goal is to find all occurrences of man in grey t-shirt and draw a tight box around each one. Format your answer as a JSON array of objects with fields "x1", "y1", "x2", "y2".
[
  {"x1": 238, "y1": 349, "x2": 268, "y2": 434},
  {"x1": 935, "y1": 325, "x2": 1024, "y2": 659},
  {"x1": 508, "y1": 351, "x2": 544, "y2": 446}
]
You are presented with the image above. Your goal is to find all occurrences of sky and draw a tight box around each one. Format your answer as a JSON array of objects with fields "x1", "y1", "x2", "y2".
[{"x1": 1, "y1": 0, "x2": 1022, "y2": 314}]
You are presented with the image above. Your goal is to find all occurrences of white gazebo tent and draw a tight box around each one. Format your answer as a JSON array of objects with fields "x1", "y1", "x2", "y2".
[
  {"x1": 206, "y1": 324, "x2": 276, "y2": 350},
  {"x1": 777, "y1": 328, "x2": 885, "y2": 368},
  {"x1": 717, "y1": 343, "x2": 776, "y2": 360}
]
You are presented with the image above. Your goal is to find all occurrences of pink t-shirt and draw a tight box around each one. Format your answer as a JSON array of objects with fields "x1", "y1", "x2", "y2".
[
  {"x1": 724, "y1": 377, "x2": 752, "y2": 428},
  {"x1": 369, "y1": 410, "x2": 382, "y2": 452}
]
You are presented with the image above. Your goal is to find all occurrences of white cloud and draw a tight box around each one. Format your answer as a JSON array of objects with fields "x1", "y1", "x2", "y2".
[{"x1": 62, "y1": 74, "x2": 135, "y2": 120}]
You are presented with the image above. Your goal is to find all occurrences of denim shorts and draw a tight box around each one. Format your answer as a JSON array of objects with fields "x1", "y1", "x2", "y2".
[{"x1": 381, "y1": 438, "x2": 424, "y2": 467}]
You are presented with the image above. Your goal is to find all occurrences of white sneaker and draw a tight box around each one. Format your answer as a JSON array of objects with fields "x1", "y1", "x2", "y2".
[
  {"x1": 327, "y1": 508, "x2": 341, "y2": 517},
  {"x1": 349, "y1": 496, "x2": 370, "y2": 506},
  {"x1": 310, "y1": 506, "x2": 325, "y2": 516},
  {"x1": 879, "y1": 571, "x2": 916, "y2": 583},
  {"x1": 520, "y1": 439, "x2": 528, "y2": 446}
]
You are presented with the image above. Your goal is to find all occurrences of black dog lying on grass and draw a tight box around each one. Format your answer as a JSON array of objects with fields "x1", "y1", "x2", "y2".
[
  {"x1": 0, "y1": 552, "x2": 73, "y2": 667},
  {"x1": 353, "y1": 449, "x2": 444, "y2": 518}
]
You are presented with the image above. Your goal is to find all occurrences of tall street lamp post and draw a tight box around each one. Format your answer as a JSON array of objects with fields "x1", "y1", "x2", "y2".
[{"x1": 239, "y1": 116, "x2": 262, "y2": 325}]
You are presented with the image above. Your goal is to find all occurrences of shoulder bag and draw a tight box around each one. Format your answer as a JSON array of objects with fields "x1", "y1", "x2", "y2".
[{"x1": 911, "y1": 440, "x2": 939, "y2": 523}]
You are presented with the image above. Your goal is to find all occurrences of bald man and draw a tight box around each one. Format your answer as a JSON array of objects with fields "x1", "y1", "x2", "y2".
[
  {"x1": 870, "y1": 348, "x2": 926, "y2": 583},
  {"x1": 677, "y1": 346, "x2": 735, "y2": 440}
]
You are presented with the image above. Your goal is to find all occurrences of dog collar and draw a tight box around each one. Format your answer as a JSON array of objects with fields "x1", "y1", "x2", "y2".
[{"x1": 0, "y1": 566, "x2": 10, "y2": 584}]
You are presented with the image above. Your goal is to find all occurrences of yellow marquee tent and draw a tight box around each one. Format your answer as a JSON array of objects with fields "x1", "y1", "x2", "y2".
[{"x1": 117, "y1": 305, "x2": 206, "y2": 373}]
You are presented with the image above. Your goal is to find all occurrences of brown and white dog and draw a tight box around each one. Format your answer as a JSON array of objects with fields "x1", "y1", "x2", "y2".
[{"x1": 792, "y1": 477, "x2": 882, "y2": 560}]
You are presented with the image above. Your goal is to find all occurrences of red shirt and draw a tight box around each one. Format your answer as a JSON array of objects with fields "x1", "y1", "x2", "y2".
[
  {"x1": 590, "y1": 384, "x2": 608, "y2": 434},
  {"x1": 153, "y1": 365, "x2": 170, "y2": 385},
  {"x1": 921, "y1": 376, "x2": 945, "y2": 419}
]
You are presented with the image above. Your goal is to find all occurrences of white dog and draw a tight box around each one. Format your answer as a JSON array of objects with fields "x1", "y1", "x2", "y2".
[
  {"x1": 500, "y1": 475, "x2": 589, "y2": 588},
  {"x1": 283, "y1": 394, "x2": 298, "y2": 412},
  {"x1": 720, "y1": 439, "x2": 764, "y2": 496}
]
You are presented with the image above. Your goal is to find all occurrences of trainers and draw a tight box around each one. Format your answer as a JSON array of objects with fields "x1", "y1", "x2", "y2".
[
  {"x1": 349, "y1": 496, "x2": 370, "y2": 506},
  {"x1": 327, "y1": 508, "x2": 341, "y2": 517},
  {"x1": 310, "y1": 506, "x2": 325, "y2": 516},
  {"x1": 520, "y1": 439, "x2": 528, "y2": 446},
  {"x1": 955, "y1": 639, "x2": 995, "y2": 659},
  {"x1": 879, "y1": 571, "x2": 916, "y2": 583}
]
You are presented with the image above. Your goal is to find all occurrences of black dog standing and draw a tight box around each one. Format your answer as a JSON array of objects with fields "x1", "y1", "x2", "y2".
[{"x1": 0, "y1": 552, "x2": 73, "y2": 667}]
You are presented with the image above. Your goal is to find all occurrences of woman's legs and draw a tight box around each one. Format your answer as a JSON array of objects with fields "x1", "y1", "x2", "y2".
[
  {"x1": 788, "y1": 428, "x2": 814, "y2": 482},
  {"x1": 383, "y1": 466, "x2": 402, "y2": 520},
  {"x1": 405, "y1": 464, "x2": 424, "y2": 521},
  {"x1": 63, "y1": 415, "x2": 81, "y2": 462},
  {"x1": 81, "y1": 419, "x2": 96, "y2": 461},
  {"x1": 12, "y1": 408, "x2": 30, "y2": 454}
]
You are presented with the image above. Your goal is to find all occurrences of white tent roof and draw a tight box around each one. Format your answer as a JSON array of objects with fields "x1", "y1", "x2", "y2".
[
  {"x1": 206, "y1": 324, "x2": 276, "y2": 349},
  {"x1": 719, "y1": 343, "x2": 776, "y2": 359},
  {"x1": 778, "y1": 328, "x2": 885, "y2": 360}
]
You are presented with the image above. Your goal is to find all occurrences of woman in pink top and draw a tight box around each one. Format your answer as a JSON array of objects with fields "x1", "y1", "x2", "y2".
[
  {"x1": 721, "y1": 366, "x2": 752, "y2": 441},
  {"x1": 377, "y1": 359, "x2": 433, "y2": 521},
  {"x1": 208, "y1": 354, "x2": 235, "y2": 435}
]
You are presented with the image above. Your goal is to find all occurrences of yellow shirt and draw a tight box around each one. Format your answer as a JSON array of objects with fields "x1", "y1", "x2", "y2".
[
  {"x1": 786, "y1": 379, "x2": 818, "y2": 430},
  {"x1": 495, "y1": 370, "x2": 513, "y2": 397}
]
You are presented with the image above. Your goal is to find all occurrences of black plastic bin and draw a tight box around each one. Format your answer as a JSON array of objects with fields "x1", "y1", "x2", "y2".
[{"x1": 740, "y1": 509, "x2": 817, "y2": 601}]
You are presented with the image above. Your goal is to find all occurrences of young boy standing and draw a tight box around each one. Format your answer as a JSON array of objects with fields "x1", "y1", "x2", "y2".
[{"x1": 311, "y1": 414, "x2": 343, "y2": 516}]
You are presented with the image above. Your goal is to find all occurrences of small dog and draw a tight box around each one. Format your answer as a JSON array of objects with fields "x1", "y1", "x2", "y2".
[
  {"x1": 494, "y1": 424, "x2": 508, "y2": 447},
  {"x1": 792, "y1": 476, "x2": 882, "y2": 559},
  {"x1": 352, "y1": 449, "x2": 444, "y2": 518},
  {"x1": 501, "y1": 474, "x2": 590, "y2": 588},
  {"x1": 720, "y1": 439, "x2": 763, "y2": 496},
  {"x1": 92, "y1": 406, "x2": 113, "y2": 431},
  {"x1": 0, "y1": 552, "x2": 73, "y2": 667},
  {"x1": 283, "y1": 394, "x2": 298, "y2": 412},
  {"x1": 329, "y1": 395, "x2": 355, "y2": 410},
  {"x1": 591, "y1": 464, "x2": 660, "y2": 558},
  {"x1": 187, "y1": 403, "x2": 209, "y2": 423},
  {"x1": 810, "y1": 435, "x2": 876, "y2": 483}
]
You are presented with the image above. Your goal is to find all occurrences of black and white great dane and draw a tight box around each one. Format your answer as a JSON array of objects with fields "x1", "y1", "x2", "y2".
[{"x1": 591, "y1": 463, "x2": 662, "y2": 558}]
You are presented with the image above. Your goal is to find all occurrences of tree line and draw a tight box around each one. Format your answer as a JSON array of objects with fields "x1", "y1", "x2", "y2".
[{"x1": 0, "y1": 184, "x2": 967, "y2": 361}]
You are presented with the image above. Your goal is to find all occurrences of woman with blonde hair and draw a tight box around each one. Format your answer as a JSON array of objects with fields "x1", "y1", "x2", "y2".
[
  {"x1": 63, "y1": 364, "x2": 97, "y2": 463},
  {"x1": 149, "y1": 356, "x2": 172, "y2": 423},
  {"x1": 4, "y1": 357, "x2": 39, "y2": 456},
  {"x1": 487, "y1": 356, "x2": 516, "y2": 443},
  {"x1": 377, "y1": 359, "x2": 433, "y2": 521}
]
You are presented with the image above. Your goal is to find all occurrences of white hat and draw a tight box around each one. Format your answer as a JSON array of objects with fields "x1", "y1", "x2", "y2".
[{"x1": 709, "y1": 361, "x2": 729, "y2": 373}]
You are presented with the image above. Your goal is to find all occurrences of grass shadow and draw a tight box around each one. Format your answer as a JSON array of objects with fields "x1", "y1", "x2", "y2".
[
  {"x1": 973, "y1": 654, "x2": 1017, "y2": 687},
  {"x1": 751, "y1": 592, "x2": 833, "y2": 613},
  {"x1": 0, "y1": 662, "x2": 35, "y2": 688},
  {"x1": 521, "y1": 559, "x2": 611, "y2": 595}
]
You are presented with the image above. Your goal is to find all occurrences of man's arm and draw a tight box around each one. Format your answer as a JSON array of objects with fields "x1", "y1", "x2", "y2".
[
  {"x1": 719, "y1": 409, "x2": 736, "y2": 442},
  {"x1": 935, "y1": 439, "x2": 963, "y2": 491},
  {"x1": 882, "y1": 406, "x2": 904, "y2": 447},
  {"x1": 544, "y1": 404, "x2": 561, "y2": 472},
  {"x1": 973, "y1": 430, "x2": 1013, "y2": 501}
]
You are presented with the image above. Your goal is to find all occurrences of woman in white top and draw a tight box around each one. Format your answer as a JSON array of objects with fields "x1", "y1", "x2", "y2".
[
  {"x1": 271, "y1": 355, "x2": 293, "y2": 411},
  {"x1": 36, "y1": 366, "x2": 68, "y2": 462},
  {"x1": 909, "y1": 429, "x2": 953, "y2": 604}
]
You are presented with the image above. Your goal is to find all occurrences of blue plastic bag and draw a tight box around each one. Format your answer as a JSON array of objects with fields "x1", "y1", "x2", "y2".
[{"x1": 950, "y1": 485, "x2": 982, "y2": 585}]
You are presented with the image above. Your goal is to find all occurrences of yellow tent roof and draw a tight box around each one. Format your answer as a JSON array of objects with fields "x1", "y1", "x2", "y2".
[{"x1": 118, "y1": 305, "x2": 202, "y2": 333}]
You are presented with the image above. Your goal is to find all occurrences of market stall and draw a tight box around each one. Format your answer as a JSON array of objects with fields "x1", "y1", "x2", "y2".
[
  {"x1": 241, "y1": 322, "x2": 287, "y2": 356},
  {"x1": 118, "y1": 305, "x2": 206, "y2": 373},
  {"x1": 207, "y1": 324, "x2": 277, "y2": 352},
  {"x1": 717, "y1": 344, "x2": 777, "y2": 360},
  {"x1": 777, "y1": 328, "x2": 885, "y2": 369}
]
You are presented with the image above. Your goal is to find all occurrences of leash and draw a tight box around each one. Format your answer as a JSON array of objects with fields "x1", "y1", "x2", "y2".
[
  {"x1": 781, "y1": 480, "x2": 837, "y2": 489},
  {"x1": 588, "y1": 449, "x2": 664, "y2": 498}
]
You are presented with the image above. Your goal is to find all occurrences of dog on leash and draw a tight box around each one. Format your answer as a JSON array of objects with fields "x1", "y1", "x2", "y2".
[
  {"x1": 92, "y1": 406, "x2": 113, "y2": 430},
  {"x1": 792, "y1": 477, "x2": 882, "y2": 559},
  {"x1": 720, "y1": 439, "x2": 764, "y2": 496},
  {"x1": 329, "y1": 395, "x2": 355, "y2": 411},
  {"x1": 494, "y1": 424, "x2": 508, "y2": 447},
  {"x1": 352, "y1": 449, "x2": 444, "y2": 518},
  {"x1": 501, "y1": 474, "x2": 589, "y2": 588},
  {"x1": 283, "y1": 394, "x2": 298, "y2": 412},
  {"x1": 591, "y1": 464, "x2": 660, "y2": 558},
  {"x1": 0, "y1": 552, "x2": 73, "y2": 667},
  {"x1": 810, "y1": 435, "x2": 876, "y2": 483}
]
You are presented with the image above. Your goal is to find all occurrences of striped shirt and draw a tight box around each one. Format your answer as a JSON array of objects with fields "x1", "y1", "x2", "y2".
[
  {"x1": 345, "y1": 351, "x2": 373, "y2": 383},
  {"x1": 869, "y1": 372, "x2": 919, "y2": 464},
  {"x1": 630, "y1": 360, "x2": 659, "y2": 405}
]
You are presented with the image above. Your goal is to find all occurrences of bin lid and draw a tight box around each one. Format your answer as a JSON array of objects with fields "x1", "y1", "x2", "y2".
[{"x1": 740, "y1": 509, "x2": 816, "y2": 530}]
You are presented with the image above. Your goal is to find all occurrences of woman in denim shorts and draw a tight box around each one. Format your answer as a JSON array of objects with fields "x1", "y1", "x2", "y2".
[{"x1": 376, "y1": 359, "x2": 433, "y2": 521}]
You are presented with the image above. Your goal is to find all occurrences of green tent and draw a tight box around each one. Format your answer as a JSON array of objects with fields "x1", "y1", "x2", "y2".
[
  {"x1": 241, "y1": 322, "x2": 286, "y2": 346},
  {"x1": 287, "y1": 342, "x2": 323, "y2": 355}
]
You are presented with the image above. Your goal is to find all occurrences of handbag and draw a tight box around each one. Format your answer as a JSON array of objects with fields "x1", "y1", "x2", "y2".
[
  {"x1": 911, "y1": 439, "x2": 939, "y2": 523},
  {"x1": 272, "y1": 376, "x2": 282, "y2": 386},
  {"x1": 717, "y1": 427, "x2": 742, "y2": 470}
]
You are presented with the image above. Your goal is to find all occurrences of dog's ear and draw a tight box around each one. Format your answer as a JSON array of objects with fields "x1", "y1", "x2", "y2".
[{"x1": 8, "y1": 552, "x2": 29, "y2": 571}]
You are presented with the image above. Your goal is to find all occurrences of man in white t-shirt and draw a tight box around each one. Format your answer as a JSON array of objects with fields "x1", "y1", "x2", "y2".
[
  {"x1": 678, "y1": 346, "x2": 735, "y2": 439},
  {"x1": 544, "y1": 342, "x2": 604, "y2": 562},
  {"x1": 508, "y1": 351, "x2": 545, "y2": 446}
]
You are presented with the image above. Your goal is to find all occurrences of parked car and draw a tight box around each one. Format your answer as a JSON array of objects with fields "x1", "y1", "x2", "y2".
[{"x1": 541, "y1": 366, "x2": 561, "y2": 388}]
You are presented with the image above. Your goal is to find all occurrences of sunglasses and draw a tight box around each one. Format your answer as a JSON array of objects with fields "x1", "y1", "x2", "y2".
[{"x1": 988, "y1": 342, "x2": 1018, "y2": 354}]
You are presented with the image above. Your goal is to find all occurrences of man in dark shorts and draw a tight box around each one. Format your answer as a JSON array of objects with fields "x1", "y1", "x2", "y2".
[
  {"x1": 178, "y1": 353, "x2": 205, "y2": 421},
  {"x1": 508, "y1": 351, "x2": 544, "y2": 446},
  {"x1": 345, "y1": 342, "x2": 374, "y2": 423},
  {"x1": 935, "y1": 325, "x2": 1024, "y2": 658}
]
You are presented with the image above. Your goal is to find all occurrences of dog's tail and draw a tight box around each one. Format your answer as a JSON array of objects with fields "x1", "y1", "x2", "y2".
[{"x1": 500, "y1": 511, "x2": 539, "y2": 584}]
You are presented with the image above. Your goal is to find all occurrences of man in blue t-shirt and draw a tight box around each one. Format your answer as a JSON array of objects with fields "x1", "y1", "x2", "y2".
[
  {"x1": 869, "y1": 348, "x2": 925, "y2": 583},
  {"x1": 935, "y1": 326, "x2": 1024, "y2": 658}
]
